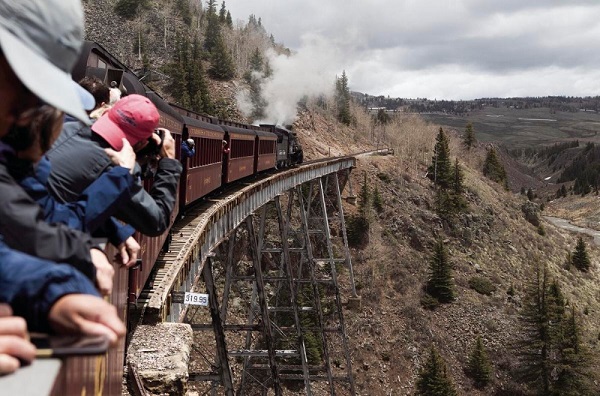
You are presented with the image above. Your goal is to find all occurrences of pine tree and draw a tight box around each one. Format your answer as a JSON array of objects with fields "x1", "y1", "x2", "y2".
[
  {"x1": 517, "y1": 265, "x2": 555, "y2": 394},
  {"x1": 554, "y1": 306, "x2": 593, "y2": 395},
  {"x1": 518, "y1": 265, "x2": 593, "y2": 394},
  {"x1": 218, "y1": 1, "x2": 227, "y2": 23},
  {"x1": 463, "y1": 122, "x2": 476, "y2": 150},
  {"x1": 571, "y1": 237, "x2": 591, "y2": 272},
  {"x1": 450, "y1": 158, "x2": 467, "y2": 212},
  {"x1": 249, "y1": 47, "x2": 263, "y2": 72},
  {"x1": 482, "y1": 147, "x2": 508, "y2": 187},
  {"x1": 415, "y1": 345, "x2": 458, "y2": 396},
  {"x1": 225, "y1": 11, "x2": 233, "y2": 28},
  {"x1": 335, "y1": 71, "x2": 352, "y2": 126},
  {"x1": 372, "y1": 184, "x2": 383, "y2": 213},
  {"x1": 165, "y1": 34, "x2": 190, "y2": 106},
  {"x1": 467, "y1": 336, "x2": 492, "y2": 389},
  {"x1": 114, "y1": 0, "x2": 148, "y2": 19},
  {"x1": 427, "y1": 128, "x2": 453, "y2": 189},
  {"x1": 358, "y1": 171, "x2": 370, "y2": 218},
  {"x1": 204, "y1": 0, "x2": 220, "y2": 53},
  {"x1": 176, "y1": 0, "x2": 192, "y2": 26},
  {"x1": 209, "y1": 35, "x2": 235, "y2": 80},
  {"x1": 188, "y1": 36, "x2": 212, "y2": 113},
  {"x1": 426, "y1": 240, "x2": 455, "y2": 303}
]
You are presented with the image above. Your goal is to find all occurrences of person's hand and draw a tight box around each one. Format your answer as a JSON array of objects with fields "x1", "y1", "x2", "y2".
[
  {"x1": 116, "y1": 237, "x2": 140, "y2": 268},
  {"x1": 48, "y1": 295, "x2": 126, "y2": 346},
  {"x1": 0, "y1": 304, "x2": 36, "y2": 374},
  {"x1": 104, "y1": 138, "x2": 136, "y2": 173},
  {"x1": 159, "y1": 129, "x2": 175, "y2": 159},
  {"x1": 90, "y1": 249, "x2": 114, "y2": 296}
]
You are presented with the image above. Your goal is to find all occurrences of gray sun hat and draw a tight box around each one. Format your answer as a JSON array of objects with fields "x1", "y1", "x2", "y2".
[{"x1": 0, "y1": 0, "x2": 93, "y2": 123}]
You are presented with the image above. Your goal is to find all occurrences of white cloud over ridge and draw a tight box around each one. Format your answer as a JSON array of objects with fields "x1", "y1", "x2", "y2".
[{"x1": 226, "y1": 1, "x2": 600, "y2": 99}]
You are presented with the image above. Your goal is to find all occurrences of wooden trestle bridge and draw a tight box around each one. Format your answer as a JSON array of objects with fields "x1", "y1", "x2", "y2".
[{"x1": 135, "y1": 154, "x2": 371, "y2": 395}]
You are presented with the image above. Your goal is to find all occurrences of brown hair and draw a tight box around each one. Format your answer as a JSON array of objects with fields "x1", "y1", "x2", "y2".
[
  {"x1": 79, "y1": 76, "x2": 109, "y2": 110},
  {"x1": 2, "y1": 105, "x2": 63, "y2": 152}
]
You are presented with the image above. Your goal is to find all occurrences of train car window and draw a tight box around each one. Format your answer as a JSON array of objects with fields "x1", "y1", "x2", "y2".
[
  {"x1": 258, "y1": 139, "x2": 276, "y2": 155},
  {"x1": 231, "y1": 139, "x2": 254, "y2": 159}
]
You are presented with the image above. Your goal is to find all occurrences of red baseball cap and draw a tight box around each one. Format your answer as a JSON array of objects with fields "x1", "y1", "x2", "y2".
[{"x1": 92, "y1": 94, "x2": 159, "y2": 150}]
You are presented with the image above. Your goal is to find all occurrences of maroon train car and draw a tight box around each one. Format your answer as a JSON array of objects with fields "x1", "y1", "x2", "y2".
[
  {"x1": 220, "y1": 122, "x2": 257, "y2": 184},
  {"x1": 254, "y1": 130, "x2": 277, "y2": 173},
  {"x1": 182, "y1": 116, "x2": 224, "y2": 204},
  {"x1": 170, "y1": 104, "x2": 225, "y2": 206}
]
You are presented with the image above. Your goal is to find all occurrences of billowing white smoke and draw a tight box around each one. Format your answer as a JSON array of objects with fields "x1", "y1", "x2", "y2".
[{"x1": 237, "y1": 32, "x2": 360, "y2": 125}]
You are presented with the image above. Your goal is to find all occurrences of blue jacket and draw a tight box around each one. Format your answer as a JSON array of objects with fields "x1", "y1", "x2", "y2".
[
  {"x1": 19, "y1": 156, "x2": 135, "y2": 246},
  {"x1": 0, "y1": 238, "x2": 98, "y2": 333},
  {"x1": 0, "y1": 142, "x2": 96, "y2": 280},
  {"x1": 181, "y1": 142, "x2": 195, "y2": 160}
]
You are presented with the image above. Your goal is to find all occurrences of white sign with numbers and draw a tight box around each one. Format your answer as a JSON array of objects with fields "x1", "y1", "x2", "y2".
[{"x1": 184, "y1": 292, "x2": 209, "y2": 306}]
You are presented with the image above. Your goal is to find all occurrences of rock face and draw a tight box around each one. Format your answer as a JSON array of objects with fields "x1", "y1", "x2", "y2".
[{"x1": 127, "y1": 323, "x2": 193, "y2": 395}]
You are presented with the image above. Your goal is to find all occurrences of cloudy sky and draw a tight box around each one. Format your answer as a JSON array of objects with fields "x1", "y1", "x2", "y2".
[{"x1": 225, "y1": 0, "x2": 600, "y2": 100}]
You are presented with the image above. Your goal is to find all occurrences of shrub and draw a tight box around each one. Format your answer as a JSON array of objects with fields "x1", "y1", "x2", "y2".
[
  {"x1": 346, "y1": 214, "x2": 369, "y2": 248},
  {"x1": 420, "y1": 293, "x2": 440, "y2": 310},
  {"x1": 468, "y1": 276, "x2": 497, "y2": 296}
]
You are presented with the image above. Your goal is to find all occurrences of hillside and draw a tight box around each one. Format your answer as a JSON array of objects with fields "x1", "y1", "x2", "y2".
[{"x1": 82, "y1": 3, "x2": 600, "y2": 395}]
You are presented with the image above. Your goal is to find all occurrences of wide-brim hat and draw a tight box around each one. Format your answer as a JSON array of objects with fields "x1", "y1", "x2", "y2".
[{"x1": 0, "y1": 0, "x2": 93, "y2": 124}]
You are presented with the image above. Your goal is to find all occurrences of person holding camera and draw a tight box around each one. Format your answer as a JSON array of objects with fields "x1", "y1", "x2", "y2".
[
  {"x1": 181, "y1": 138, "x2": 195, "y2": 162},
  {"x1": 44, "y1": 94, "x2": 182, "y2": 258}
]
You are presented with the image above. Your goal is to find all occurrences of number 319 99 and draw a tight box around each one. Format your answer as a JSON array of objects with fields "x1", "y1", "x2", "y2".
[{"x1": 184, "y1": 292, "x2": 209, "y2": 306}]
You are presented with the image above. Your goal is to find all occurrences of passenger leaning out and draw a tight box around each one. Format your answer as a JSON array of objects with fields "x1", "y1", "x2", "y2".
[{"x1": 46, "y1": 94, "x2": 183, "y2": 237}]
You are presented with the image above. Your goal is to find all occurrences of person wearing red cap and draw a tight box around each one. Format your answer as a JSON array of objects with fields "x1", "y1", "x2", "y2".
[{"x1": 46, "y1": 94, "x2": 182, "y2": 243}]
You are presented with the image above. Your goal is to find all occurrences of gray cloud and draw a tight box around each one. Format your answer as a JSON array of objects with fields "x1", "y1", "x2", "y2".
[{"x1": 225, "y1": 1, "x2": 600, "y2": 99}]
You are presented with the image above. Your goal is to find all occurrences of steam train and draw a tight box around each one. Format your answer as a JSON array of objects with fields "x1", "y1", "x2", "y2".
[
  {"x1": 44, "y1": 41, "x2": 304, "y2": 394},
  {"x1": 73, "y1": 41, "x2": 303, "y2": 306}
]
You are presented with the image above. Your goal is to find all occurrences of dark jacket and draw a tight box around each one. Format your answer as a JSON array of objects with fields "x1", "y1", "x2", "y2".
[
  {"x1": 19, "y1": 156, "x2": 135, "y2": 245},
  {"x1": 0, "y1": 238, "x2": 98, "y2": 333},
  {"x1": 181, "y1": 141, "x2": 195, "y2": 160},
  {"x1": 47, "y1": 121, "x2": 183, "y2": 236},
  {"x1": 0, "y1": 142, "x2": 96, "y2": 280}
]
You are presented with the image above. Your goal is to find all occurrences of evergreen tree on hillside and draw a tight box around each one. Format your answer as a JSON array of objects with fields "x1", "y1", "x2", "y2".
[
  {"x1": 426, "y1": 240, "x2": 455, "y2": 303},
  {"x1": 166, "y1": 35, "x2": 191, "y2": 107},
  {"x1": 358, "y1": 171, "x2": 370, "y2": 218},
  {"x1": 249, "y1": 47, "x2": 264, "y2": 72},
  {"x1": 554, "y1": 306, "x2": 593, "y2": 394},
  {"x1": 189, "y1": 37, "x2": 212, "y2": 113},
  {"x1": 335, "y1": 71, "x2": 353, "y2": 126},
  {"x1": 517, "y1": 265, "x2": 592, "y2": 394},
  {"x1": 415, "y1": 345, "x2": 458, "y2": 396},
  {"x1": 467, "y1": 336, "x2": 492, "y2": 389},
  {"x1": 483, "y1": 147, "x2": 508, "y2": 188},
  {"x1": 571, "y1": 237, "x2": 591, "y2": 272},
  {"x1": 204, "y1": 0, "x2": 220, "y2": 53},
  {"x1": 209, "y1": 35, "x2": 235, "y2": 80},
  {"x1": 218, "y1": 1, "x2": 227, "y2": 23},
  {"x1": 427, "y1": 128, "x2": 453, "y2": 189},
  {"x1": 176, "y1": 0, "x2": 192, "y2": 26},
  {"x1": 372, "y1": 184, "x2": 383, "y2": 213},
  {"x1": 517, "y1": 265, "x2": 559, "y2": 394},
  {"x1": 450, "y1": 158, "x2": 467, "y2": 212},
  {"x1": 463, "y1": 122, "x2": 476, "y2": 150},
  {"x1": 114, "y1": 0, "x2": 148, "y2": 19},
  {"x1": 226, "y1": 11, "x2": 233, "y2": 28}
]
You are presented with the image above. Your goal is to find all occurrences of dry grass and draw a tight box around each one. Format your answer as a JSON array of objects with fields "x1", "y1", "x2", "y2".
[{"x1": 296, "y1": 108, "x2": 600, "y2": 395}]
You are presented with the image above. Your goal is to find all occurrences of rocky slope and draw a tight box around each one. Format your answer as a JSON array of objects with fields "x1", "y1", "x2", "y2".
[{"x1": 83, "y1": 3, "x2": 600, "y2": 395}]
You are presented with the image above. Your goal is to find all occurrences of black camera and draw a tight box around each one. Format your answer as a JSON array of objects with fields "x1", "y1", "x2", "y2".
[{"x1": 137, "y1": 128, "x2": 164, "y2": 158}]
